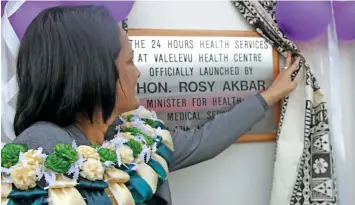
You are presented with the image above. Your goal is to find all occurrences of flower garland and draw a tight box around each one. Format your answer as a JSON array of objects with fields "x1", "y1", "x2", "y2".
[{"x1": 0, "y1": 106, "x2": 174, "y2": 205}]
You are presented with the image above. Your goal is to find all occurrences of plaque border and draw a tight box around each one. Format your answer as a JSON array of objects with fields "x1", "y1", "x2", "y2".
[{"x1": 128, "y1": 28, "x2": 280, "y2": 143}]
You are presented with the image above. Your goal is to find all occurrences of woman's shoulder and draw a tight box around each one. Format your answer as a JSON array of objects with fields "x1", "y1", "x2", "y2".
[{"x1": 12, "y1": 121, "x2": 74, "y2": 153}]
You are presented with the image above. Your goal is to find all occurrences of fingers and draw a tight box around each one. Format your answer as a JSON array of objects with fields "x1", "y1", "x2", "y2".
[
  {"x1": 282, "y1": 56, "x2": 300, "y2": 76},
  {"x1": 284, "y1": 52, "x2": 292, "y2": 68},
  {"x1": 288, "y1": 56, "x2": 301, "y2": 73}
]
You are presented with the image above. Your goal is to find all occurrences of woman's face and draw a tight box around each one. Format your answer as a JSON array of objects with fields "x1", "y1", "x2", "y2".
[{"x1": 114, "y1": 26, "x2": 141, "y2": 114}]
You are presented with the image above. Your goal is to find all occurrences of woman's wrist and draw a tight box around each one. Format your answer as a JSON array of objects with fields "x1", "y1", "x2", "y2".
[
  {"x1": 260, "y1": 89, "x2": 280, "y2": 106},
  {"x1": 255, "y1": 92, "x2": 269, "y2": 111}
]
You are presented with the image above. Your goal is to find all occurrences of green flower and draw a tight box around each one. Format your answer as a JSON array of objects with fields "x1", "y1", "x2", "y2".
[
  {"x1": 44, "y1": 144, "x2": 78, "y2": 173},
  {"x1": 125, "y1": 139, "x2": 142, "y2": 158},
  {"x1": 121, "y1": 127, "x2": 154, "y2": 145},
  {"x1": 91, "y1": 145, "x2": 101, "y2": 150},
  {"x1": 45, "y1": 154, "x2": 72, "y2": 173},
  {"x1": 98, "y1": 148, "x2": 117, "y2": 163},
  {"x1": 1, "y1": 144, "x2": 28, "y2": 168},
  {"x1": 121, "y1": 127, "x2": 141, "y2": 135},
  {"x1": 142, "y1": 118, "x2": 155, "y2": 127},
  {"x1": 141, "y1": 133, "x2": 154, "y2": 145},
  {"x1": 53, "y1": 144, "x2": 78, "y2": 164},
  {"x1": 125, "y1": 114, "x2": 135, "y2": 121},
  {"x1": 142, "y1": 118, "x2": 167, "y2": 130}
]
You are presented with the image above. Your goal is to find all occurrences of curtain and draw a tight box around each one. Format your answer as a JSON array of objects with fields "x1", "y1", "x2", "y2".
[
  {"x1": 1, "y1": 1, "x2": 24, "y2": 144},
  {"x1": 232, "y1": 1, "x2": 338, "y2": 204}
]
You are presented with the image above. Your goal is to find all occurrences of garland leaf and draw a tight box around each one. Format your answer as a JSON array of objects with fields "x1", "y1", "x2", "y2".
[{"x1": 1, "y1": 144, "x2": 28, "y2": 168}]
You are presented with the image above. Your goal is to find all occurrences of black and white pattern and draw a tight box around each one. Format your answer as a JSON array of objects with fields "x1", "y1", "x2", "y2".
[
  {"x1": 232, "y1": 1, "x2": 338, "y2": 204},
  {"x1": 291, "y1": 101, "x2": 336, "y2": 204}
]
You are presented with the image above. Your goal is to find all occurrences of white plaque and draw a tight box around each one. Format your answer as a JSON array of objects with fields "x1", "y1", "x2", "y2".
[{"x1": 129, "y1": 35, "x2": 276, "y2": 134}]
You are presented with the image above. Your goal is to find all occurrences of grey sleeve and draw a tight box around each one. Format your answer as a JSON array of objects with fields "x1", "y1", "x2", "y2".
[
  {"x1": 12, "y1": 122, "x2": 74, "y2": 154},
  {"x1": 169, "y1": 93, "x2": 268, "y2": 172}
]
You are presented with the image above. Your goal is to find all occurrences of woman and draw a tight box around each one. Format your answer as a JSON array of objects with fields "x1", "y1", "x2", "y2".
[{"x1": 10, "y1": 5, "x2": 300, "y2": 205}]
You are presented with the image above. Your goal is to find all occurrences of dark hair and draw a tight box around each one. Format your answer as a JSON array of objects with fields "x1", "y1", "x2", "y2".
[{"x1": 14, "y1": 6, "x2": 121, "y2": 136}]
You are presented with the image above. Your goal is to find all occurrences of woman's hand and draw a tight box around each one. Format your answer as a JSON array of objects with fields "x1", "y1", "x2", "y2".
[{"x1": 261, "y1": 52, "x2": 301, "y2": 106}]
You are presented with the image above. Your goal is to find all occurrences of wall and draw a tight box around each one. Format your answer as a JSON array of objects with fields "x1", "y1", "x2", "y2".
[
  {"x1": 338, "y1": 42, "x2": 355, "y2": 203},
  {"x1": 127, "y1": 1, "x2": 354, "y2": 205}
]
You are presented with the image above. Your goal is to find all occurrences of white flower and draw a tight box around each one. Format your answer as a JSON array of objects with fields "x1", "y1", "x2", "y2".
[
  {"x1": 11, "y1": 163, "x2": 37, "y2": 190},
  {"x1": 111, "y1": 136, "x2": 129, "y2": 147},
  {"x1": 139, "y1": 124, "x2": 156, "y2": 136},
  {"x1": 136, "y1": 106, "x2": 153, "y2": 118},
  {"x1": 23, "y1": 149, "x2": 46, "y2": 168},
  {"x1": 119, "y1": 146, "x2": 134, "y2": 164},
  {"x1": 131, "y1": 116, "x2": 145, "y2": 125},
  {"x1": 80, "y1": 159, "x2": 105, "y2": 181},
  {"x1": 122, "y1": 106, "x2": 153, "y2": 119},
  {"x1": 67, "y1": 155, "x2": 85, "y2": 180},
  {"x1": 121, "y1": 122, "x2": 136, "y2": 129},
  {"x1": 77, "y1": 145, "x2": 100, "y2": 160},
  {"x1": 102, "y1": 141, "x2": 115, "y2": 150},
  {"x1": 118, "y1": 132, "x2": 135, "y2": 140},
  {"x1": 313, "y1": 158, "x2": 329, "y2": 174},
  {"x1": 11, "y1": 149, "x2": 47, "y2": 186}
]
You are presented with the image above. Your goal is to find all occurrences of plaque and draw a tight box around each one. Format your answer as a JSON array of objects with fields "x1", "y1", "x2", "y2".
[{"x1": 128, "y1": 29, "x2": 280, "y2": 142}]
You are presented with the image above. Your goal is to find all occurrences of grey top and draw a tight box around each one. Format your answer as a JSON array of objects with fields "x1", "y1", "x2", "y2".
[{"x1": 13, "y1": 93, "x2": 268, "y2": 205}]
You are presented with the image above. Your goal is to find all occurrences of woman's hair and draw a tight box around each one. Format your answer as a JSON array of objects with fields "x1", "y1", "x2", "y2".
[{"x1": 14, "y1": 6, "x2": 121, "y2": 136}]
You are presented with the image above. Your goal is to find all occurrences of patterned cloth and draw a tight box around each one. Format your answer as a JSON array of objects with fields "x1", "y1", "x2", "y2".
[{"x1": 232, "y1": 1, "x2": 338, "y2": 205}]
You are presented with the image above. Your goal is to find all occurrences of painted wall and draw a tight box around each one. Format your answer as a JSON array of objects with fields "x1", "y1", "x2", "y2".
[{"x1": 127, "y1": 1, "x2": 355, "y2": 205}]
